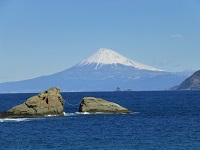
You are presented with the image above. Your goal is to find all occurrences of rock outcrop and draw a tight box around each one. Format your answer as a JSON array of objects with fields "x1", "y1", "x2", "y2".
[
  {"x1": 0, "y1": 87, "x2": 65, "y2": 118},
  {"x1": 176, "y1": 70, "x2": 200, "y2": 90},
  {"x1": 79, "y1": 97, "x2": 132, "y2": 113}
]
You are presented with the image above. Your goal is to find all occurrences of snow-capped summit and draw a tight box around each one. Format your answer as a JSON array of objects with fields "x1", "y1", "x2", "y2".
[{"x1": 78, "y1": 48, "x2": 163, "y2": 71}]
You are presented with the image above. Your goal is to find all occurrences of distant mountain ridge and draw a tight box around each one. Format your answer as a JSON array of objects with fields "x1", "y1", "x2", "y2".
[
  {"x1": 0, "y1": 48, "x2": 195, "y2": 93},
  {"x1": 176, "y1": 70, "x2": 200, "y2": 90}
]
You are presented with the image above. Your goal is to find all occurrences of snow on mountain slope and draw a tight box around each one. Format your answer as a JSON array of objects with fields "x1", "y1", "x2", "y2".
[{"x1": 78, "y1": 48, "x2": 163, "y2": 71}]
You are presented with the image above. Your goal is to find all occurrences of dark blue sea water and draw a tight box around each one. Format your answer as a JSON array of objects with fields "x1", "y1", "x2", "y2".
[{"x1": 0, "y1": 91, "x2": 200, "y2": 150}]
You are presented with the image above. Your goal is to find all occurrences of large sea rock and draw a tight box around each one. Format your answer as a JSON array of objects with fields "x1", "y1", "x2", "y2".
[
  {"x1": 0, "y1": 87, "x2": 65, "y2": 118},
  {"x1": 79, "y1": 97, "x2": 132, "y2": 113}
]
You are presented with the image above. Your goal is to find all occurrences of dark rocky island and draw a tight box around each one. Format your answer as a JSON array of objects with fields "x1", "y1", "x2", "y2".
[
  {"x1": 0, "y1": 87, "x2": 65, "y2": 118},
  {"x1": 115, "y1": 87, "x2": 121, "y2": 92},
  {"x1": 176, "y1": 70, "x2": 200, "y2": 90},
  {"x1": 79, "y1": 97, "x2": 132, "y2": 113}
]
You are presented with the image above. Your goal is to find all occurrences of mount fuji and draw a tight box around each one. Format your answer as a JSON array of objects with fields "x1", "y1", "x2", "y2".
[
  {"x1": 0, "y1": 48, "x2": 194, "y2": 93},
  {"x1": 78, "y1": 48, "x2": 163, "y2": 71}
]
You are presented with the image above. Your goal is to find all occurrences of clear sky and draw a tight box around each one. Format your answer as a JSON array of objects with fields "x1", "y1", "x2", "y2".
[{"x1": 0, "y1": 0, "x2": 200, "y2": 83}]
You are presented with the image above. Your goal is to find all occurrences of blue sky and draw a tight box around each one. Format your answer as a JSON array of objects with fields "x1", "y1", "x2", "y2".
[{"x1": 0, "y1": 0, "x2": 200, "y2": 82}]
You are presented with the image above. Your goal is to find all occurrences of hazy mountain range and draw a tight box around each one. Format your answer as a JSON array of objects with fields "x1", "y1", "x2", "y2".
[{"x1": 0, "y1": 48, "x2": 195, "y2": 93}]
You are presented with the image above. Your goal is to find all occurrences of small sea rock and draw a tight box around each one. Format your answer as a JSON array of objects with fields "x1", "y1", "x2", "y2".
[{"x1": 79, "y1": 97, "x2": 132, "y2": 113}]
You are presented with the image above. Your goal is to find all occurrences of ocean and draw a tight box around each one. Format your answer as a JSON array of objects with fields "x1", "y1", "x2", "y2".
[{"x1": 0, "y1": 91, "x2": 200, "y2": 150}]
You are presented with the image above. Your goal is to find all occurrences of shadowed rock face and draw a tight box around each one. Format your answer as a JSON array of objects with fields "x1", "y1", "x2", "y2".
[
  {"x1": 0, "y1": 87, "x2": 65, "y2": 118},
  {"x1": 177, "y1": 70, "x2": 200, "y2": 90},
  {"x1": 79, "y1": 97, "x2": 132, "y2": 114}
]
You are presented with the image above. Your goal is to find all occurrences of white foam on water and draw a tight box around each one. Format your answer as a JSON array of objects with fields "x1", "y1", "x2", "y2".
[
  {"x1": 93, "y1": 112, "x2": 105, "y2": 114},
  {"x1": 63, "y1": 111, "x2": 137, "y2": 116},
  {"x1": 0, "y1": 111, "x2": 139, "y2": 122},
  {"x1": 63, "y1": 112, "x2": 77, "y2": 116},
  {"x1": 0, "y1": 118, "x2": 30, "y2": 122},
  {"x1": 45, "y1": 114, "x2": 58, "y2": 117},
  {"x1": 76, "y1": 112, "x2": 91, "y2": 115},
  {"x1": 63, "y1": 112, "x2": 91, "y2": 116}
]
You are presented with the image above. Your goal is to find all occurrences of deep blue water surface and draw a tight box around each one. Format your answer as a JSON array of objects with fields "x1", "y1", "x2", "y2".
[{"x1": 0, "y1": 91, "x2": 200, "y2": 150}]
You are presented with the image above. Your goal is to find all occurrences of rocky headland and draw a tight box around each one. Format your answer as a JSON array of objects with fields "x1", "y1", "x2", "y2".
[
  {"x1": 176, "y1": 70, "x2": 200, "y2": 90},
  {"x1": 79, "y1": 97, "x2": 132, "y2": 113},
  {"x1": 0, "y1": 87, "x2": 65, "y2": 118}
]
